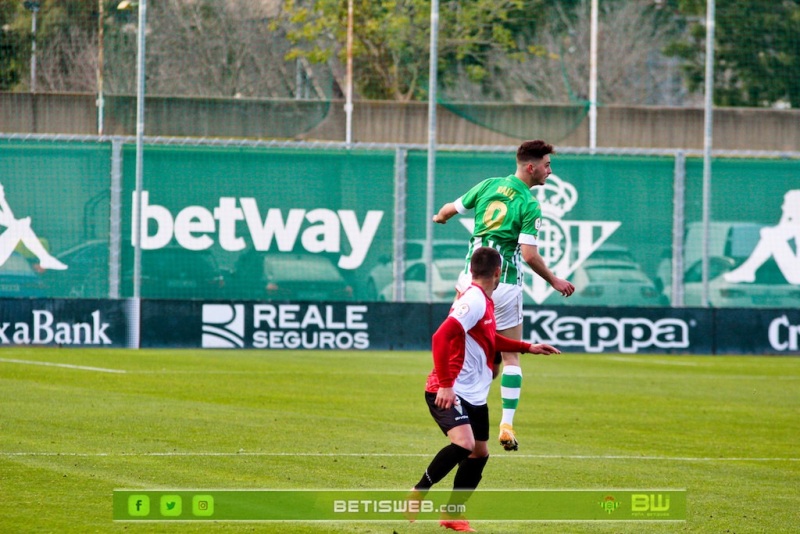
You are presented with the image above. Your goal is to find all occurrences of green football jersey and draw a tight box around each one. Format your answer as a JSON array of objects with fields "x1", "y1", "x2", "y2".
[{"x1": 458, "y1": 175, "x2": 542, "y2": 285}]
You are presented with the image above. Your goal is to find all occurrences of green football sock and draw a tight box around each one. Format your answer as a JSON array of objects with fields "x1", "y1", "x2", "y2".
[{"x1": 500, "y1": 365, "x2": 522, "y2": 426}]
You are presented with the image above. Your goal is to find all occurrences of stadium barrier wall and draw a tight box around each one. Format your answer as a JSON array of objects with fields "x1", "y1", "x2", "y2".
[
  {"x1": 3, "y1": 298, "x2": 797, "y2": 356},
  {"x1": 4, "y1": 92, "x2": 800, "y2": 151}
]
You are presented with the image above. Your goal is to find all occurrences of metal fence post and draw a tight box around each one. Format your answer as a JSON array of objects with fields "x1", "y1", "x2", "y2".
[
  {"x1": 392, "y1": 147, "x2": 408, "y2": 302},
  {"x1": 109, "y1": 138, "x2": 123, "y2": 299},
  {"x1": 672, "y1": 151, "x2": 686, "y2": 307}
]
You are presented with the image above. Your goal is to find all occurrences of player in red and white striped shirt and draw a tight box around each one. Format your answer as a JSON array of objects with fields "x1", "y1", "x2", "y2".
[{"x1": 410, "y1": 247, "x2": 560, "y2": 532}]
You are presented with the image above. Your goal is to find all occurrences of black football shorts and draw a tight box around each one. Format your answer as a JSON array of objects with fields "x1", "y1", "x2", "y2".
[{"x1": 425, "y1": 391, "x2": 489, "y2": 441}]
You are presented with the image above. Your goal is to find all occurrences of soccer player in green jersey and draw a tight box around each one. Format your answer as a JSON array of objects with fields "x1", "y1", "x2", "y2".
[{"x1": 432, "y1": 140, "x2": 575, "y2": 451}]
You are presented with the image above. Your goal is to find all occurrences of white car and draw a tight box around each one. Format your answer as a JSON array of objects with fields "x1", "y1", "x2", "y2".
[
  {"x1": 366, "y1": 240, "x2": 466, "y2": 300},
  {"x1": 675, "y1": 256, "x2": 800, "y2": 308},
  {"x1": 378, "y1": 257, "x2": 466, "y2": 303},
  {"x1": 656, "y1": 221, "x2": 762, "y2": 292},
  {"x1": 558, "y1": 260, "x2": 667, "y2": 307},
  {"x1": 659, "y1": 222, "x2": 800, "y2": 307}
]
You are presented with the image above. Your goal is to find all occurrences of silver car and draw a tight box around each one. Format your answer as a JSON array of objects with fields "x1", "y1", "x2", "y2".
[
  {"x1": 366, "y1": 239, "x2": 466, "y2": 300},
  {"x1": 680, "y1": 256, "x2": 800, "y2": 308},
  {"x1": 378, "y1": 257, "x2": 466, "y2": 303},
  {"x1": 557, "y1": 260, "x2": 667, "y2": 307}
]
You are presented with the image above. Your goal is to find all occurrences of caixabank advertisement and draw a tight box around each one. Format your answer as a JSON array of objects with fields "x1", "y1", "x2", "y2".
[{"x1": 0, "y1": 299, "x2": 135, "y2": 348}]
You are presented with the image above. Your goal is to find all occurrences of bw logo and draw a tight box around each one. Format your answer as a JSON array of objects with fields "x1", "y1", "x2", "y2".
[{"x1": 202, "y1": 304, "x2": 245, "y2": 348}]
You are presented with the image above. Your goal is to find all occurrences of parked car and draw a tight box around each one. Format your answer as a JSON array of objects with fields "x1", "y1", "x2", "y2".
[
  {"x1": 133, "y1": 245, "x2": 228, "y2": 299},
  {"x1": 535, "y1": 244, "x2": 664, "y2": 307},
  {"x1": 683, "y1": 222, "x2": 762, "y2": 267},
  {"x1": 558, "y1": 261, "x2": 667, "y2": 307},
  {"x1": 580, "y1": 243, "x2": 641, "y2": 268},
  {"x1": 378, "y1": 257, "x2": 465, "y2": 303},
  {"x1": 366, "y1": 239, "x2": 466, "y2": 300},
  {"x1": 44, "y1": 241, "x2": 229, "y2": 300},
  {"x1": 656, "y1": 222, "x2": 762, "y2": 293},
  {"x1": 672, "y1": 256, "x2": 800, "y2": 308},
  {"x1": 232, "y1": 252, "x2": 354, "y2": 301},
  {"x1": 43, "y1": 239, "x2": 108, "y2": 297},
  {"x1": 0, "y1": 252, "x2": 45, "y2": 297},
  {"x1": 658, "y1": 221, "x2": 800, "y2": 306}
]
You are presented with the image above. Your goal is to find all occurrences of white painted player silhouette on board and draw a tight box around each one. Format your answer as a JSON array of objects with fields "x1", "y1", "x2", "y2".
[
  {"x1": 0, "y1": 182, "x2": 67, "y2": 270},
  {"x1": 724, "y1": 189, "x2": 800, "y2": 285}
]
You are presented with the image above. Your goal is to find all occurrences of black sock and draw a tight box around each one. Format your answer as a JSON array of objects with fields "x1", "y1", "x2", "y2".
[
  {"x1": 448, "y1": 455, "x2": 489, "y2": 508},
  {"x1": 453, "y1": 455, "x2": 488, "y2": 490},
  {"x1": 415, "y1": 443, "x2": 472, "y2": 490}
]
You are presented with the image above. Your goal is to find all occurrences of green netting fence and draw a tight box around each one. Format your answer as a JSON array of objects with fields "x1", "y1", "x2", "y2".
[{"x1": 2, "y1": 136, "x2": 799, "y2": 309}]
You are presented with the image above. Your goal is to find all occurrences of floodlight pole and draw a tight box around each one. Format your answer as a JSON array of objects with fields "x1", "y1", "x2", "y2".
[
  {"x1": 24, "y1": 1, "x2": 39, "y2": 93},
  {"x1": 701, "y1": 0, "x2": 715, "y2": 308},
  {"x1": 97, "y1": 0, "x2": 105, "y2": 136},
  {"x1": 131, "y1": 0, "x2": 147, "y2": 347},
  {"x1": 425, "y1": 0, "x2": 439, "y2": 303},
  {"x1": 345, "y1": 0, "x2": 354, "y2": 147},
  {"x1": 588, "y1": 0, "x2": 598, "y2": 153}
]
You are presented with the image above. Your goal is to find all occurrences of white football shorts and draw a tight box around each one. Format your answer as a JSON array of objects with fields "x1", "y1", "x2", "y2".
[{"x1": 456, "y1": 272, "x2": 523, "y2": 331}]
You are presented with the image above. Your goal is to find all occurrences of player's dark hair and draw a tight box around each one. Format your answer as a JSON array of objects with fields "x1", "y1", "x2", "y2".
[
  {"x1": 517, "y1": 140, "x2": 554, "y2": 163},
  {"x1": 471, "y1": 247, "x2": 501, "y2": 279}
]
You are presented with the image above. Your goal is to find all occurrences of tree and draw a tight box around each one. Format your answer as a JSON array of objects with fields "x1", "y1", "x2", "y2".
[
  {"x1": 274, "y1": 0, "x2": 527, "y2": 101},
  {"x1": 0, "y1": 0, "x2": 315, "y2": 98},
  {"x1": 666, "y1": 0, "x2": 800, "y2": 108},
  {"x1": 444, "y1": 0, "x2": 683, "y2": 106},
  {"x1": 0, "y1": 0, "x2": 24, "y2": 90},
  {"x1": 18, "y1": 0, "x2": 104, "y2": 92},
  {"x1": 145, "y1": 0, "x2": 310, "y2": 99}
]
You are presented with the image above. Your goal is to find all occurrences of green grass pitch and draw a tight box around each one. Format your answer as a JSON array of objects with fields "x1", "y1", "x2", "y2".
[{"x1": 1, "y1": 347, "x2": 798, "y2": 533}]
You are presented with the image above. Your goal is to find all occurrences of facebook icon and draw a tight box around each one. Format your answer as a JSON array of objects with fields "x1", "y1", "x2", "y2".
[{"x1": 128, "y1": 495, "x2": 150, "y2": 516}]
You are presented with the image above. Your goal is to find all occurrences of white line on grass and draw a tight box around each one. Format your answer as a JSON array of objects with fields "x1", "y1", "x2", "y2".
[
  {"x1": 607, "y1": 356, "x2": 700, "y2": 366},
  {"x1": 0, "y1": 358, "x2": 126, "y2": 374},
  {"x1": 2, "y1": 451, "x2": 797, "y2": 462}
]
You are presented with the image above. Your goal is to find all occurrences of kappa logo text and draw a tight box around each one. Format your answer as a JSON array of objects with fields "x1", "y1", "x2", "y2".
[{"x1": 524, "y1": 310, "x2": 690, "y2": 353}]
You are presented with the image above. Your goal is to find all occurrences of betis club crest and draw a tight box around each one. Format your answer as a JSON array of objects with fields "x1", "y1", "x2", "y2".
[{"x1": 460, "y1": 174, "x2": 620, "y2": 304}]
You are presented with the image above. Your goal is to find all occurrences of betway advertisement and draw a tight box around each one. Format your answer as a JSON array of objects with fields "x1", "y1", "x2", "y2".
[
  {"x1": 132, "y1": 192, "x2": 382, "y2": 270},
  {"x1": 121, "y1": 146, "x2": 397, "y2": 301}
]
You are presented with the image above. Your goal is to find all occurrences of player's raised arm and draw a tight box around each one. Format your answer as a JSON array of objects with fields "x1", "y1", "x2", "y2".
[
  {"x1": 496, "y1": 333, "x2": 561, "y2": 355},
  {"x1": 520, "y1": 243, "x2": 575, "y2": 297},
  {"x1": 432, "y1": 202, "x2": 458, "y2": 224}
]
